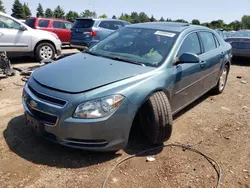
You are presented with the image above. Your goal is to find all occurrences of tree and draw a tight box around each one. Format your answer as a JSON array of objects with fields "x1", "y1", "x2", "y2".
[
  {"x1": 99, "y1": 14, "x2": 107, "y2": 18},
  {"x1": 54, "y1": 6, "x2": 65, "y2": 19},
  {"x1": 36, "y1": 3, "x2": 44, "y2": 17},
  {"x1": 159, "y1": 17, "x2": 165, "y2": 22},
  {"x1": 80, "y1": 9, "x2": 96, "y2": 18},
  {"x1": 23, "y1": 3, "x2": 31, "y2": 18},
  {"x1": 119, "y1": 13, "x2": 132, "y2": 23},
  {"x1": 175, "y1": 19, "x2": 188, "y2": 23},
  {"x1": 192, "y1": 19, "x2": 200, "y2": 25},
  {"x1": 241, "y1": 15, "x2": 250, "y2": 29},
  {"x1": 11, "y1": 0, "x2": 25, "y2": 19},
  {"x1": 210, "y1": 19, "x2": 224, "y2": 29},
  {"x1": 45, "y1": 8, "x2": 53, "y2": 18},
  {"x1": 150, "y1": 15, "x2": 157, "y2": 22},
  {"x1": 112, "y1": 15, "x2": 117, "y2": 19},
  {"x1": 66, "y1": 11, "x2": 79, "y2": 22},
  {"x1": 166, "y1": 18, "x2": 172, "y2": 22},
  {"x1": 131, "y1": 12, "x2": 139, "y2": 23},
  {"x1": 138, "y1": 12, "x2": 150, "y2": 23},
  {"x1": 229, "y1": 20, "x2": 242, "y2": 31},
  {"x1": 0, "y1": 0, "x2": 6, "y2": 13}
]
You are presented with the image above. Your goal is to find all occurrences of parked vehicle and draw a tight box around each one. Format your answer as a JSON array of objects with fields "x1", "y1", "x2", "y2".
[
  {"x1": 23, "y1": 22, "x2": 232, "y2": 151},
  {"x1": 225, "y1": 30, "x2": 250, "y2": 57},
  {"x1": 214, "y1": 29, "x2": 227, "y2": 40},
  {"x1": 0, "y1": 12, "x2": 62, "y2": 61},
  {"x1": 25, "y1": 17, "x2": 72, "y2": 45},
  {"x1": 224, "y1": 31, "x2": 235, "y2": 38},
  {"x1": 70, "y1": 18, "x2": 130, "y2": 49}
]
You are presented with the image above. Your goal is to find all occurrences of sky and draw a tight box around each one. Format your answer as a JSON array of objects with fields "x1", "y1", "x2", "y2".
[{"x1": 2, "y1": 0, "x2": 250, "y2": 23}]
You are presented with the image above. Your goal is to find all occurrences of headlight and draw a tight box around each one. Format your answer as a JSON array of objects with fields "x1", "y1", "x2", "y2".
[{"x1": 73, "y1": 94, "x2": 124, "y2": 119}]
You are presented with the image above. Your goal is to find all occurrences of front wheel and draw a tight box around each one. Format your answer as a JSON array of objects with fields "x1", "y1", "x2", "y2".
[
  {"x1": 139, "y1": 91, "x2": 173, "y2": 144},
  {"x1": 35, "y1": 43, "x2": 56, "y2": 62},
  {"x1": 212, "y1": 64, "x2": 229, "y2": 94}
]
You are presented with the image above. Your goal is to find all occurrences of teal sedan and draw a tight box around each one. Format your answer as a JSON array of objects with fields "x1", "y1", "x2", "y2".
[{"x1": 22, "y1": 22, "x2": 232, "y2": 151}]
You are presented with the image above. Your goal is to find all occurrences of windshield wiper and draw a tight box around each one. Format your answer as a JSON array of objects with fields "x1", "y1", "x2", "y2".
[
  {"x1": 85, "y1": 51, "x2": 100, "y2": 56},
  {"x1": 108, "y1": 56, "x2": 146, "y2": 66}
]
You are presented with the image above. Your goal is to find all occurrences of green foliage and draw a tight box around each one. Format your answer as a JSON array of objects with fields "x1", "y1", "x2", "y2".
[
  {"x1": 130, "y1": 12, "x2": 139, "y2": 23},
  {"x1": 241, "y1": 15, "x2": 250, "y2": 29},
  {"x1": 192, "y1": 19, "x2": 200, "y2": 25},
  {"x1": 80, "y1": 9, "x2": 97, "y2": 18},
  {"x1": 138, "y1": 12, "x2": 150, "y2": 23},
  {"x1": 150, "y1": 15, "x2": 157, "y2": 22},
  {"x1": 54, "y1": 6, "x2": 65, "y2": 19},
  {"x1": 0, "y1": 0, "x2": 6, "y2": 13},
  {"x1": 45, "y1": 8, "x2": 53, "y2": 18},
  {"x1": 228, "y1": 20, "x2": 242, "y2": 31},
  {"x1": 99, "y1": 14, "x2": 107, "y2": 18},
  {"x1": 11, "y1": 0, "x2": 25, "y2": 19},
  {"x1": 159, "y1": 17, "x2": 165, "y2": 22},
  {"x1": 112, "y1": 15, "x2": 117, "y2": 19},
  {"x1": 36, "y1": 3, "x2": 44, "y2": 17},
  {"x1": 23, "y1": 3, "x2": 31, "y2": 18},
  {"x1": 66, "y1": 11, "x2": 79, "y2": 22},
  {"x1": 119, "y1": 13, "x2": 133, "y2": 23},
  {"x1": 174, "y1": 19, "x2": 188, "y2": 23}
]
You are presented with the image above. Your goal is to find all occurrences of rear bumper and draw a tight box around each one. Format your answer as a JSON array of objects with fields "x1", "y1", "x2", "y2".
[
  {"x1": 232, "y1": 48, "x2": 250, "y2": 57},
  {"x1": 70, "y1": 40, "x2": 89, "y2": 49}
]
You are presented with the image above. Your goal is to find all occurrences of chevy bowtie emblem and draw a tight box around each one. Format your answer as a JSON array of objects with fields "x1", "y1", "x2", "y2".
[{"x1": 30, "y1": 100, "x2": 37, "y2": 108}]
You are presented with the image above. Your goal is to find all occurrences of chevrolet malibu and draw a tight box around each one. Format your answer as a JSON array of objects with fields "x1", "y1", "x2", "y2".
[{"x1": 22, "y1": 22, "x2": 232, "y2": 151}]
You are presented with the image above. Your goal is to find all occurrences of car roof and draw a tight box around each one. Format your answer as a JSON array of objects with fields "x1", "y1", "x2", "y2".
[
  {"x1": 27, "y1": 17, "x2": 72, "y2": 23},
  {"x1": 76, "y1": 18, "x2": 128, "y2": 22},
  {"x1": 127, "y1": 22, "x2": 207, "y2": 32}
]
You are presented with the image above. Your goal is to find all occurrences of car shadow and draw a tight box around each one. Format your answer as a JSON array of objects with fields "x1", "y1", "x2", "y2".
[
  {"x1": 232, "y1": 57, "x2": 250, "y2": 67},
  {"x1": 3, "y1": 115, "x2": 121, "y2": 168}
]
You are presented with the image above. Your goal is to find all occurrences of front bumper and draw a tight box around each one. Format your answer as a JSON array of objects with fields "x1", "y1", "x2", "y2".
[{"x1": 22, "y1": 81, "x2": 137, "y2": 151}]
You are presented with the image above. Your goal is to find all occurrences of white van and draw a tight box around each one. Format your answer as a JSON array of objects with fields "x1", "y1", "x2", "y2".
[{"x1": 0, "y1": 12, "x2": 62, "y2": 61}]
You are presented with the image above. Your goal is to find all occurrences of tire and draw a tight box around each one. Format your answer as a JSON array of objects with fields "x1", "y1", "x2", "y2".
[
  {"x1": 212, "y1": 64, "x2": 229, "y2": 94},
  {"x1": 35, "y1": 42, "x2": 56, "y2": 62},
  {"x1": 139, "y1": 91, "x2": 173, "y2": 144}
]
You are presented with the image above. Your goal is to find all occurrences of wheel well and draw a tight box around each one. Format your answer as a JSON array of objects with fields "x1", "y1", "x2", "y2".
[
  {"x1": 129, "y1": 89, "x2": 170, "y2": 136},
  {"x1": 225, "y1": 62, "x2": 230, "y2": 71},
  {"x1": 34, "y1": 40, "x2": 56, "y2": 55}
]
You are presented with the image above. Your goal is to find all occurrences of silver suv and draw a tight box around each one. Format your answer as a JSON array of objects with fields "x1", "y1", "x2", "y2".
[{"x1": 0, "y1": 12, "x2": 62, "y2": 61}]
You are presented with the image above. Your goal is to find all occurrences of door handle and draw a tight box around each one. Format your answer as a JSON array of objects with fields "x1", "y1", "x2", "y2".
[
  {"x1": 220, "y1": 52, "x2": 224, "y2": 59},
  {"x1": 200, "y1": 60, "x2": 206, "y2": 68}
]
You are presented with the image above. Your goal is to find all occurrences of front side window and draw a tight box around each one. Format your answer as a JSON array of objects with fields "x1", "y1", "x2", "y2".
[
  {"x1": 0, "y1": 15, "x2": 21, "y2": 29},
  {"x1": 38, "y1": 20, "x2": 50, "y2": 28},
  {"x1": 177, "y1": 32, "x2": 201, "y2": 57},
  {"x1": 199, "y1": 32, "x2": 217, "y2": 52},
  {"x1": 89, "y1": 27, "x2": 178, "y2": 67}
]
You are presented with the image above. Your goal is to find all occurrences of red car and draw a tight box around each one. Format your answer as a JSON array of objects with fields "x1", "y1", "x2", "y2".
[{"x1": 25, "y1": 17, "x2": 72, "y2": 45}]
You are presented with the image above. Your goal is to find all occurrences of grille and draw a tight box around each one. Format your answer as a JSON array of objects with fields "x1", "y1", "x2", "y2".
[
  {"x1": 28, "y1": 85, "x2": 67, "y2": 107},
  {"x1": 27, "y1": 104, "x2": 58, "y2": 125}
]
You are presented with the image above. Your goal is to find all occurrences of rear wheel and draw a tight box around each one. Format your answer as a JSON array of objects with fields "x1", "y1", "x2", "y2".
[
  {"x1": 212, "y1": 64, "x2": 229, "y2": 94},
  {"x1": 139, "y1": 91, "x2": 173, "y2": 144},
  {"x1": 35, "y1": 43, "x2": 55, "y2": 62}
]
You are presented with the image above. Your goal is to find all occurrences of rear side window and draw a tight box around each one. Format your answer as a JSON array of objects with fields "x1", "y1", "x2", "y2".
[
  {"x1": 52, "y1": 21, "x2": 66, "y2": 29},
  {"x1": 214, "y1": 35, "x2": 220, "y2": 47},
  {"x1": 99, "y1": 21, "x2": 124, "y2": 30},
  {"x1": 177, "y1": 32, "x2": 201, "y2": 57},
  {"x1": 199, "y1": 32, "x2": 217, "y2": 52},
  {"x1": 25, "y1": 18, "x2": 35, "y2": 28},
  {"x1": 73, "y1": 19, "x2": 94, "y2": 29},
  {"x1": 65, "y1": 22, "x2": 72, "y2": 29},
  {"x1": 38, "y1": 20, "x2": 49, "y2": 28}
]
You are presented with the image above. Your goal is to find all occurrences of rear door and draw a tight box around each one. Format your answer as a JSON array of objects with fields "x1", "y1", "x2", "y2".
[
  {"x1": 171, "y1": 32, "x2": 205, "y2": 113},
  {"x1": 36, "y1": 19, "x2": 50, "y2": 31},
  {"x1": 198, "y1": 31, "x2": 222, "y2": 92},
  {"x1": 0, "y1": 14, "x2": 31, "y2": 52}
]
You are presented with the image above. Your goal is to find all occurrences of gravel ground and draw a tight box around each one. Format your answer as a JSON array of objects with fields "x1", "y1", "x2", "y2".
[{"x1": 0, "y1": 51, "x2": 249, "y2": 188}]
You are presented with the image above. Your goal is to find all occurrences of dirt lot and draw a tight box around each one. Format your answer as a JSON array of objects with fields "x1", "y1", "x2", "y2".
[{"x1": 0, "y1": 50, "x2": 249, "y2": 188}]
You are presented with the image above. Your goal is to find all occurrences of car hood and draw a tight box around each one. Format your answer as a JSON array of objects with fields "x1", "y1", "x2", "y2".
[{"x1": 32, "y1": 53, "x2": 155, "y2": 93}]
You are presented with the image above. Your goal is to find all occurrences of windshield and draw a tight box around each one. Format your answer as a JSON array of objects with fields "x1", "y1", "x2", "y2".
[
  {"x1": 231, "y1": 31, "x2": 250, "y2": 37},
  {"x1": 72, "y1": 19, "x2": 94, "y2": 29},
  {"x1": 88, "y1": 27, "x2": 178, "y2": 67}
]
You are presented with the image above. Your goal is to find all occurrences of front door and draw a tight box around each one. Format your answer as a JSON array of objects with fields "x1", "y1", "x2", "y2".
[
  {"x1": 51, "y1": 21, "x2": 72, "y2": 43},
  {"x1": 0, "y1": 15, "x2": 31, "y2": 52},
  {"x1": 171, "y1": 32, "x2": 205, "y2": 114}
]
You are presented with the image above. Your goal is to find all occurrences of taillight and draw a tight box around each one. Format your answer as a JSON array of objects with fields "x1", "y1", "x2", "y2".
[{"x1": 83, "y1": 31, "x2": 98, "y2": 37}]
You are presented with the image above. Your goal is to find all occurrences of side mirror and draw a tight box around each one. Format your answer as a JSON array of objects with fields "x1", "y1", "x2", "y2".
[
  {"x1": 19, "y1": 25, "x2": 27, "y2": 31},
  {"x1": 179, "y1": 52, "x2": 200, "y2": 63}
]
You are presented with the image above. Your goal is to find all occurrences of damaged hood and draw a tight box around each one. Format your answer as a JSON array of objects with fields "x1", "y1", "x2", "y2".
[{"x1": 32, "y1": 53, "x2": 154, "y2": 93}]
